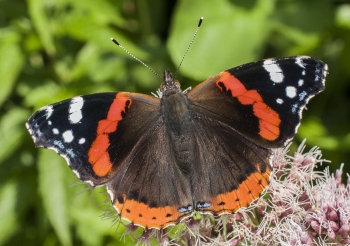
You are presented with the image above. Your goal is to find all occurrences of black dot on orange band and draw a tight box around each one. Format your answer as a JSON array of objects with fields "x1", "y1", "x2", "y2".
[
  {"x1": 218, "y1": 201, "x2": 225, "y2": 206},
  {"x1": 126, "y1": 209, "x2": 130, "y2": 213},
  {"x1": 258, "y1": 179, "x2": 262, "y2": 185},
  {"x1": 165, "y1": 213, "x2": 172, "y2": 217},
  {"x1": 235, "y1": 198, "x2": 240, "y2": 202},
  {"x1": 152, "y1": 217, "x2": 156, "y2": 220},
  {"x1": 248, "y1": 190, "x2": 252, "y2": 194},
  {"x1": 139, "y1": 214, "x2": 142, "y2": 217}
]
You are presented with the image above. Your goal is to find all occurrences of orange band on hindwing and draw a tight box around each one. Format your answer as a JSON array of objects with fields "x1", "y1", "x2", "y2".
[
  {"x1": 88, "y1": 93, "x2": 132, "y2": 177},
  {"x1": 209, "y1": 168, "x2": 271, "y2": 214},
  {"x1": 216, "y1": 72, "x2": 281, "y2": 140},
  {"x1": 114, "y1": 196, "x2": 189, "y2": 229}
]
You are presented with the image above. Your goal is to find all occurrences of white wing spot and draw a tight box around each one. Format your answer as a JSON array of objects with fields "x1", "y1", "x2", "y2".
[
  {"x1": 276, "y1": 98, "x2": 284, "y2": 104},
  {"x1": 44, "y1": 105, "x2": 53, "y2": 119},
  {"x1": 299, "y1": 91, "x2": 307, "y2": 101},
  {"x1": 263, "y1": 59, "x2": 284, "y2": 83},
  {"x1": 79, "y1": 138, "x2": 86, "y2": 144},
  {"x1": 62, "y1": 130, "x2": 74, "y2": 143},
  {"x1": 296, "y1": 57, "x2": 306, "y2": 69},
  {"x1": 298, "y1": 79, "x2": 304, "y2": 86},
  {"x1": 69, "y1": 96, "x2": 84, "y2": 124},
  {"x1": 291, "y1": 103, "x2": 298, "y2": 114},
  {"x1": 52, "y1": 128, "x2": 59, "y2": 134},
  {"x1": 48, "y1": 121, "x2": 52, "y2": 125},
  {"x1": 286, "y1": 86, "x2": 297, "y2": 98}
]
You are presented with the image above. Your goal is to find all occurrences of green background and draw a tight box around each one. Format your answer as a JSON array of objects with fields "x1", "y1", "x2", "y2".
[{"x1": 0, "y1": 0, "x2": 349, "y2": 245}]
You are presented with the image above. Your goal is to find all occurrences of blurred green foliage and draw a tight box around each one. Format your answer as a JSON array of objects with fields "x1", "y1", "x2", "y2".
[{"x1": 0, "y1": 0, "x2": 349, "y2": 245}]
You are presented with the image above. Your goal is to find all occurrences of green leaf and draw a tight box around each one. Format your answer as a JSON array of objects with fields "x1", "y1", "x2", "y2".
[
  {"x1": 38, "y1": 150, "x2": 72, "y2": 246},
  {"x1": 0, "y1": 108, "x2": 30, "y2": 164},
  {"x1": 336, "y1": 4, "x2": 350, "y2": 29},
  {"x1": 274, "y1": 0, "x2": 334, "y2": 34},
  {"x1": 0, "y1": 29, "x2": 24, "y2": 106},
  {"x1": 69, "y1": 0, "x2": 125, "y2": 26},
  {"x1": 298, "y1": 117, "x2": 339, "y2": 150},
  {"x1": 27, "y1": 0, "x2": 56, "y2": 55},
  {"x1": 23, "y1": 81, "x2": 64, "y2": 109},
  {"x1": 168, "y1": 0, "x2": 274, "y2": 80},
  {"x1": 0, "y1": 180, "x2": 19, "y2": 244}
]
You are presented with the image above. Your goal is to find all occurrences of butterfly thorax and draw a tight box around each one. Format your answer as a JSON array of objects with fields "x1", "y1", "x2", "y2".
[{"x1": 160, "y1": 70, "x2": 194, "y2": 175}]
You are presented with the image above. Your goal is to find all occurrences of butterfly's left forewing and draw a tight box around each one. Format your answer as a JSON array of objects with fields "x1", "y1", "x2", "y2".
[{"x1": 26, "y1": 92, "x2": 161, "y2": 185}]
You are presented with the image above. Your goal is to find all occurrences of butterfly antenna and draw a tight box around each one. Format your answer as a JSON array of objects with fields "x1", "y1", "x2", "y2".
[
  {"x1": 111, "y1": 38, "x2": 162, "y2": 80},
  {"x1": 174, "y1": 17, "x2": 203, "y2": 78}
]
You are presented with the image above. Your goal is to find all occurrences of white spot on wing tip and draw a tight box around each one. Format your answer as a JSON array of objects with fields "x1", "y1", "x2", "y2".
[
  {"x1": 286, "y1": 86, "x2": 297, "y2": 98},
  {"x1": 44, "y1": 105, "x2": 53, "y2": 119},
  {"x1": 69, "y1": 96, "x2": 84, "y2": 124},
  {"x1": 276, "y1": 98, "x2": 284, "y2": 104},
  {"x1": 263, "y1": 59, "x2": 284, "y2": 83},
  {"x1": 295, "y1": 56, "x2": 309, "y2": 70},
  {"x1": 52, "y1": 128, "x2": 59, "y2": 134},
  {"x1": 299, "y1": 91, "x2": 307, "y2": 101},
  {"x1": 78, "y1": 138, "x2": 85, "y2": 144},
  {"x1": 62, "y1": 130, "x2": 74, "y2": 143}
]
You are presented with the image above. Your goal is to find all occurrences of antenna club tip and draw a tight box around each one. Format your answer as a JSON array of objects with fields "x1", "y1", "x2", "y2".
[
  {"x1": 198, "y1": 17, "x2": 204, "y2": 27},
  {"x1": 111, "y1": 38, "x2": 120, "y2": 46}
]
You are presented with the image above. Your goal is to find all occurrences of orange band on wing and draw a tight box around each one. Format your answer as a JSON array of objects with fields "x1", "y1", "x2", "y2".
[
  {"x1": 216, "y1": 72, "x2": 281, "y2": 140},
  {"x1": 114, "y1": 196, "x2": 188, "y2": 229},
  {"x1": 88, "y1": 93, "x2": 132, "y2": 177},
  {"x1": 209, "y1": 168, "x2": 271, "y2": 214}
]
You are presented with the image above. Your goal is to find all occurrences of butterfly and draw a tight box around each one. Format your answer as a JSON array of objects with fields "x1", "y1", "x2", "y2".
[{"x1": 26, "y1": 56, "x2": 327, "y2": 229}]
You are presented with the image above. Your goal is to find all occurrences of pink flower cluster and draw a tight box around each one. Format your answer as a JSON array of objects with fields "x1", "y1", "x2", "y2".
[{"x1": 116, "y1": 141, "x2": 350, "y2": 245}]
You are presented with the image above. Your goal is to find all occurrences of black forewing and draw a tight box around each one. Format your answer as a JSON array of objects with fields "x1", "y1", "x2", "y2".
[
  {"x1": 187, "y1": 56, "x2": 327, "y2": 147},
  {"x1": 26, "y1": 93, "x2": 119, "y2": 183},
  {"x1": 225, "y1": 56, "x2": 326, "y2": 145}
]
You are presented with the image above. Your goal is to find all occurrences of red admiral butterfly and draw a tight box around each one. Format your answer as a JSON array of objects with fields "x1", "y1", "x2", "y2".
[{"x1": 26, "y1": 43, "x2": 327, "y2": 229}]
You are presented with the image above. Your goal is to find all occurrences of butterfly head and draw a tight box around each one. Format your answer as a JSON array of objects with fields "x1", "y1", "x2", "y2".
[{"x1": 161, "y1": 69, "x2": 182, "y2": 96}]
